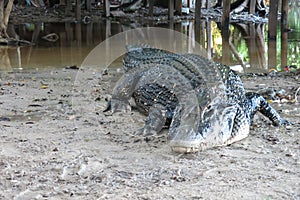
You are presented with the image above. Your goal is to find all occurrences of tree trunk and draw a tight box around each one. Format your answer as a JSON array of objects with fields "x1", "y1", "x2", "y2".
[
  {"x1": 0, "y1": 0, "x2": 32, "y2": 46},
  {"x1": 0, "y1": 1, "x2": 6, "y2": 38},
  {"x1": 0, "y1": 0, "x2": 14, "y2": 38},
  {"x1": 4, "y1": 0, "x2": 14, "y2": 27}
]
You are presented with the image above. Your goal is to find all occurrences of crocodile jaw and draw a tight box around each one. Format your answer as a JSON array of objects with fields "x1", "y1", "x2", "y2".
[
  {"x1": 168, "y1": 126, "x2": 204, "y2": 153},
  {"x1": 169, "y1": 105, "x2": 239, "y2": 153},
  {"x1": 169, "y1": 139, "x2": 203, "y2": 153}
]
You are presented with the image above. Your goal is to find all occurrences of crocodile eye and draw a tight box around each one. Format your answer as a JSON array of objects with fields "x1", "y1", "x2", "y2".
[
  {"x1": 201, "y1": 104, "x2": 214, "y2": 120},
  {"x1": 206, "y1": 104, "x2": 212, "y2": 110}
]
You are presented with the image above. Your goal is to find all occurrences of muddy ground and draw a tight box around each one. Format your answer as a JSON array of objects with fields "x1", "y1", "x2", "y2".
[{"x1": 0, "y1": 67, "x2": 299, "y2": 199}]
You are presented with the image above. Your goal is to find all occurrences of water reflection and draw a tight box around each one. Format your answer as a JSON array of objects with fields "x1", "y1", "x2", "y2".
[{"x1": 0, "y1": 10, "x2": 299, "y2": 73}]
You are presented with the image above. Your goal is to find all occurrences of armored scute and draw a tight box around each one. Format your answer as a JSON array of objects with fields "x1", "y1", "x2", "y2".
[{"x1": 105, "y1": 45, "x2": 289, "y2": 153}]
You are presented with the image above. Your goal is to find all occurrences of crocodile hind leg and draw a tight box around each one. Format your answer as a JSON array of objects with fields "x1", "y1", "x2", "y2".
[
  {"x1": 246, "y1": 92, "x2": 290, "y2": 126},
  {"x1": 134, "y1": 104, "x2": 167, "y2": 136}
]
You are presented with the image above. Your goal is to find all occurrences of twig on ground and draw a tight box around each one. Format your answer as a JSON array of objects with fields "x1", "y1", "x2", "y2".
[{"x1": 295, "y1": 87, "x2": 300, "y2": 103}]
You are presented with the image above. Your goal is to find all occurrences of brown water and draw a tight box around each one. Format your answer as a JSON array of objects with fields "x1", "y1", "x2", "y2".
[{"x1": 0, "y1": 18, "x2": 299, "y2": 73}]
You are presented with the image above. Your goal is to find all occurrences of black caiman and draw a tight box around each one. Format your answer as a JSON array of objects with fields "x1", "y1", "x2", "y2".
[{"x1": 105, "y1": 45, "x2": 290, "y2": 153}]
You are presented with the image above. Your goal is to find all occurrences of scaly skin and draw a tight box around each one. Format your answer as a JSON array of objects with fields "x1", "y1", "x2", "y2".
[{"x1": 105, "y1": 45, "x2": 289, "y2": 153}]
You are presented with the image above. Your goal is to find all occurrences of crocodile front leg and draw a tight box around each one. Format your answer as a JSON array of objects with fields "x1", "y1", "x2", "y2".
[
  {"x1": 104, "y1": 72, "x2": 141, "y2": 113},
  {"x1": 135, "y1": 104, "x2": 167, "y2": 136},
  {"x1": 246, "y1": 92, "x2": 290, "y2": 125}
]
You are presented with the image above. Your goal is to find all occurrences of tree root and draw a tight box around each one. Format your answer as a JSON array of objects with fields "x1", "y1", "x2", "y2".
[{"x1": 0, "y1": 38, "x2": 32, "y2": 46}]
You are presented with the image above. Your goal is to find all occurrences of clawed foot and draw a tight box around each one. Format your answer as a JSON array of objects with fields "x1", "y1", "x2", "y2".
[
  {"x1": 104, "y1": 98, "x2": 131, "y2": 113},
  {"x1": 134, "y1": 127, "x2": 158, "y2": 137},
  {"x1": 273, "y1": 117, "x2": 294, "y2": 126},
  {"x1": 279, "y1": 118, "x2": 294, "y2": 126}
]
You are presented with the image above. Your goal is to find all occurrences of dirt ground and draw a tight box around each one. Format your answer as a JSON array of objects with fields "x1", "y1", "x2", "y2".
[{"x1": 0, "y1": 67, "x2": 299, "y2": 199}]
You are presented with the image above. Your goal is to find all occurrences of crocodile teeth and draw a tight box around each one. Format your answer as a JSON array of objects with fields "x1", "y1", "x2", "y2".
[{"x1": 171, "y1": 146, "x2": 199, "y2": 153}]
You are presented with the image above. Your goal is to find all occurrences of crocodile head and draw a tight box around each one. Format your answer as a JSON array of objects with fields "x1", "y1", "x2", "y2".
[{"x1": 168, "y1": 97, "x2": 239, "y2": 153}]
